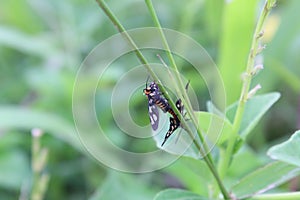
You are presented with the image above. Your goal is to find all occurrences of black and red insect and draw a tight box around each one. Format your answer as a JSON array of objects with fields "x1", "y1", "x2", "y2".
[
  {"x1": 143, "y1": 79, "x2": 188, "y2": 146},
  {"x1": 143, "y1": 81, "x2": 170, "y2": 131},
  {"x1": 161, "y1": 98, "x2": 184, "y2": 146},
  {"x1": 163, "y1": 81, "x2": 189, "y2": 146}
]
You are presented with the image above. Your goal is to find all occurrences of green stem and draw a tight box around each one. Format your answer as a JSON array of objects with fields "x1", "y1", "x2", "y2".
[
  {"x1": 144, "y1": 0, "x2": 211, "y2": 159},
  {"x1": 249, "y1": 192, "x2": 300, "y2": 200},
  {"x1": 95, "y1": 0, "x2": 156, "y2": 81},
  {"x1": 145, "y1": 0, "x2": 229, "y2": 198},
  {"x1": 95, "y1": 0, "x2": 187, "y2": 146},
  {"x1": 144, "y1": 0, "x2": 200, "y2": 142},
  {"x1": 219, "y1": 0, "x2": 276, "y2": 178},
  {"x1": 95, "y1": 0, "x2": 179, "y2": 121},
  {"x1": 30, "y1": 129, "x2": 50, "y2": 200},
  {"x1": 96, "y1": 0, "x2": 203, "y2": 156},
  {"x1": 96, "y1": 0, "x2": 230, "y2": 198}
]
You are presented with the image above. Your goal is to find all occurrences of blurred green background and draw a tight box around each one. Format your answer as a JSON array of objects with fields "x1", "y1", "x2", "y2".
[{"x1": 0, "y1": 0, "x2": 299, "y2": 199}]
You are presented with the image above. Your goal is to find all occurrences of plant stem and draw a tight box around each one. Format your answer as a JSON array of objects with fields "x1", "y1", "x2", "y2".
[
  {"x1": 144, "y1": 0, "x2": 199, "y2": 139},
  {"x1": 30, "y1": 128, "x2": 50, "y2": 200},
  {"x1": 96, "y1": 0, "x2": 230, "y2": 198},
  {"x1": 95, "y1": 0, "x2": 156, "y2": 81},
  {"x1": 219, "y1": 0, "x2": 276, "y2": 178},
  {"x1": 249, "y1": 192, "x2": 300, "y2": 200},
  {"x1": 145, "y1": 0, "x2": 230, "y2": 199},
  {"x1": 144, "y1": 0, "x2": 194, "y2": 120},
  {"x1": 145, "y1": 0, "x2": 203, "y2": 141}
]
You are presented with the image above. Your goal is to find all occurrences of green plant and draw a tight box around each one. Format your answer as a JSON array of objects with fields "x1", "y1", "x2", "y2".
[
  {"x1": 1, "y1": 0, "x2": 300, "y2": 199},
  {"x1": 95, "y1": 0, "x2": 300, "y2": 199},
  {"x1": 30, "y1": 128, "x2": 50, "y2": 200}
]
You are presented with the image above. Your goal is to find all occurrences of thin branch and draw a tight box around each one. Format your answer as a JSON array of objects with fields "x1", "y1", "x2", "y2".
[
  {"x1": 96, "y1": 0, "x2": 231, "y2": 198},
  {"x1": 219, "y1": 0, "x2": 276, "y2": 178},
  {"x1": 145, "y1": 0, "x2": 230, "y2": 198}
]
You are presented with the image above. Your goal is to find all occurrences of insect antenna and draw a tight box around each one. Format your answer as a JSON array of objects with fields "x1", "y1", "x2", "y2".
[
  {"x1": 145, "y1": 75, "x2": 150, "y2": 87},
  {"x1": 185, "y1": 80, "x2": 190, "y2": 90}
]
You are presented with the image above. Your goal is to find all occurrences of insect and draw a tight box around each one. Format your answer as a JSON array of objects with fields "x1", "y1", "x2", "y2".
[
  {"x1": 143, "y1": 80, "x2": 170, "y2": 130},
  {"x1": 161, "y1": 99, "x2": 183, "y2": 146},
  {"x1": 143, "y1": 78, "x2": 189, "y2": 146},
  {"x1": 162, "y1": 81, "x2": 189, "y2": 146}
]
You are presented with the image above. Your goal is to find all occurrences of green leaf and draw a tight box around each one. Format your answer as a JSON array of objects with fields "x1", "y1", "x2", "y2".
[
  {"x1": 0, "y1": 150, "x2": 30, "y2": 189},
  {"x1": 0, "y1": 106, "x2": 82, "y2": 152},
  {"x1": 154, "y1": 189, "x2": 209, "y2": 200},
  {"x1": 226, "y1": 92, "x2": 280, "y2": 139},
  {"x1": 266, "y1": 0, "x2": 300, "y2": 73},
  {"x1": 89, "y1": 172, "x2": 155, "y2": 200},
  {"x1": 231, "y1": 161, "x2": 300, "y2": 199},
  {"x1": 196, "y1": 111, "x2": 234, "y2": 145},
  {"x1": 206, "y1": 101, "x2": 226, "y2": 118},
  {"x1": 267, "y1": 130, "x2": 300, "y2": 166},
  {"x1": 228, "y1": 146, "x2": 263, "y2": 180},
  {"x1": 154, "y1": 111, "x2": 233, "y2": 159},
  {"x1": 203, "y1": 0, "x2": 224, "y2": 42},
  {"x1": 0, "y1": 26, "x2": 56, "y2": 58},
  {"x1": 167, "y1": 157, "x2": 213, "y2": 196},
  {"x1": 218, "y1": 0, "x2": 260, "y2": 104}
]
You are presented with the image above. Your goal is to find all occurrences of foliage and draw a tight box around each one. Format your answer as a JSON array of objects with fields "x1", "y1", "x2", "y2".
[{"x1": 0, "y1": 0, "x2": 300, "y2": 199}]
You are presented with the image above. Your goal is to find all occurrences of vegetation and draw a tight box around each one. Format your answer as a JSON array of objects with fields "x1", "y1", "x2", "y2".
[{"x1": 1, "y1": 0, "x2": 300, "y2": 199}]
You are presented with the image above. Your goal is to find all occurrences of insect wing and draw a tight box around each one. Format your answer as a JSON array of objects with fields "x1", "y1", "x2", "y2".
[
  {"x1": 175, "y1": 99, "x2": 183, "y2": 113},
  {"x1": 161, "y1": 117, "x2": 180, "y2": 146},
  {"x1": 148, "y1": 98, "x2": 159, "y2": 130},
  {"x1": 161, "y1": 99, "x2": 183, "y2": 146}
]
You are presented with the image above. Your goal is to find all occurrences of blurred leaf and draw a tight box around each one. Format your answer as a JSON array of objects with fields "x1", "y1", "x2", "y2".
[
  {"x1": 218, "y1": 0, "x2": 259, "y2": 104},
  {"x1": 0, "y1": 131, "x2": 27, "y2": 151},
  {"x1": 266, "y1": 0, "x2": 300, "y2": 72},
  {"x1": 231, "y1": 161, "x2": 300, "y2": 199},
  {"x1": 226, "y1": 92, "x2": 280, "y2": 139},
  {"x1": 228, "y1": 146, "x2": 263, "y2": 180},
  {"x1": 264, "y1": 0, "x2": 300, "y2": 93},
  {"x1": 267, "y1": 130, "x2": 300, "y2": 166},
  {"x1": 154, "y1": 189, "x2": 209, "y2": 200},
  {"x1": 0, "y1": 26, "x2": 56, "y2": 58},
  {"x1": 167, "y1": 157, "x2": 213, "y2": 196},
  {"x1": 89, "y1": 172, "x2": 155, "y2": 200},
  {"x1": 0, "y1": 150, "x2": 30, "y2": 189},
  {"x1": 154, "y1": 111, "x2": 233, "y2": 159},
  {"x1": 0, "y1": 106, "x2": 82, "y2": 152},
  {"x1": 196, "y1": 111, "x2": 234, "y2": 145},
  {"x1": 0, "y1": 0, "x2": 42, "y2": 32},
  {"x1": 266, "y1": 59, "x2": 300, "y2": 93},
  {"x1": 203, "y1": 0, "x2": 224, "y2": 42},
  {"x1": 206, "y1": 101, "x2": 226, "y2": 118}
]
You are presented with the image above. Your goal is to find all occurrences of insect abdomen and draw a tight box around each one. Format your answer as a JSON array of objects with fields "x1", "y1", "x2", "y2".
[{"x1": 154, "y1": 98, "x2": 170, "y2": 113}]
